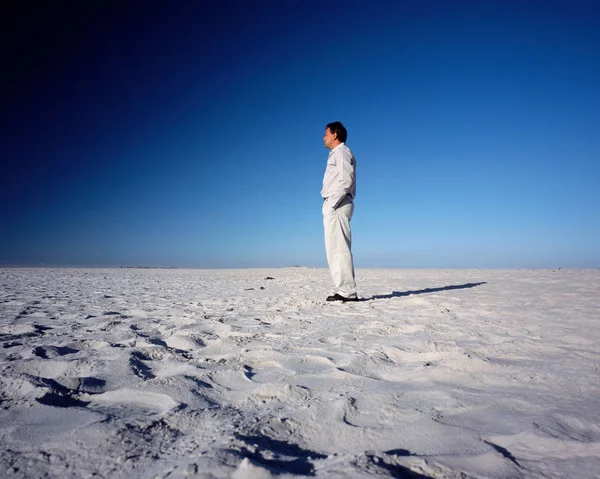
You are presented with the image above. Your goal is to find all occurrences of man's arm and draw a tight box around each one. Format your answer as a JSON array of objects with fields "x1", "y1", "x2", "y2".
[{"x1": 331, "y1": 148, "x2": 355, "y2": 208}]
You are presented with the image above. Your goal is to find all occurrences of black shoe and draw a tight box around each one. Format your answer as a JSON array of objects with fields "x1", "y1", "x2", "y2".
[{"x1": 326, "y1": 294, "x2": 359, "y2": 302}]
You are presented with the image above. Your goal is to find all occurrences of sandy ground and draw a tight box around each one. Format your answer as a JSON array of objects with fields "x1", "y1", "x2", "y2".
[{"x1": 1, "y1": 267, "x2": 599, "y2": 478}]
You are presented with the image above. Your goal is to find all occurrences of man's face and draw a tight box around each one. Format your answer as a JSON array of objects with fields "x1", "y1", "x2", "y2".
[{"x1": 323, "y1": 128, "x2": 337, "y2": 149}]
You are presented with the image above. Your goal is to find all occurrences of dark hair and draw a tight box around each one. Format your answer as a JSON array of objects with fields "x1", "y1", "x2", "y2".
[{"x1": 326, "y1": 121, "x2": 347, "y2": 143}]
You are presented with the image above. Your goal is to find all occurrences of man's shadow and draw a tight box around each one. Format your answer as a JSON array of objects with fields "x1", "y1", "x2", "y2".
[{"x1": 362, "y1": 282, "x2": 487, "y2": 301}]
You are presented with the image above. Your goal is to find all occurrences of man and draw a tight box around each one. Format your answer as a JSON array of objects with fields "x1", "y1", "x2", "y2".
[{"x1": 321, "y1": 121, "x2": 358, "y2": 302}]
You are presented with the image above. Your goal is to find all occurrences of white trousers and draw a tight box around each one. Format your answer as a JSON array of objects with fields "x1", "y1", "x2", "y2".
[{"x1": 323, "y1": 196, "x2": 357, "y2": 298}]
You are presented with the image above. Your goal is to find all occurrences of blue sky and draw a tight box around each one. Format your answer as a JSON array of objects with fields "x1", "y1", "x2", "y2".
[{"x1": 2, "y1": 0, "x2": 599, "y2": 268}]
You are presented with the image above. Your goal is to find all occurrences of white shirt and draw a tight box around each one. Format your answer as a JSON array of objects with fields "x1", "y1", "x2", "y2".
[{"x1": 321, "y1": 142, "x2": 356, "y2": 208}]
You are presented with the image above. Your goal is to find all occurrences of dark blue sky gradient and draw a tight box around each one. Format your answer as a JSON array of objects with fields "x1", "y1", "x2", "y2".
[{"x1": 2, "y1": 1, "x2": 599, "y2": 267}]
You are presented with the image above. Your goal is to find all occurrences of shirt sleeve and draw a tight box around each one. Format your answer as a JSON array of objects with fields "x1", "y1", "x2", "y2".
[{"x1": 331, "y1": 148, "x2": 355, "y2": 208}]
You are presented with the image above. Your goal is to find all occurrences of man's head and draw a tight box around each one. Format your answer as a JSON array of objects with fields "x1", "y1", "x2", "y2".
[{"x1": 323, "y1": 121, "x2": 347, "y2": 149}]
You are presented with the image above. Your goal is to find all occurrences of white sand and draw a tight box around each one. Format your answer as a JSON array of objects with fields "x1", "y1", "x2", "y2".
[{"x1": 1, "y1": 267, "x2": 599, "y2": 478}]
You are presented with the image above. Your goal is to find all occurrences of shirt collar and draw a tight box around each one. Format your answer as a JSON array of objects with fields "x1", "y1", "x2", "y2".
[{"x1": 329, "y1": 142, "x2": 345, "y2": 154}]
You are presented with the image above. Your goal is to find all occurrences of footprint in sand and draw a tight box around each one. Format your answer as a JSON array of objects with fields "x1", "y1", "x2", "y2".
[
  {"x1": 146, "y1": 336, "x2": 195, "y2": 359},
  {"x1": 250, "y1": 383, "x2": 311, "y2": 403},
  {"x1": 129, "y1": 350, "x2": 156, "y2": 380},
  {"x1": 242, "y1": 363, "x2": 296, "y2": 384},
  {"x1": 232, "y1": 431, "x2": 325, "y2": 476},
  {"x1": 380, "y1": 345, "x2": 448, "y2": 365},
  {"x1": 333, "y1": 352, "x2": 412, "y2": 382},
  {"x1": 26, "y1": 374, "x2": 107, "y2": 409},
  {"x1": 89, "y1": 388, "x2": 180, "y2": 414},
  {"x1": 318, "y1": 336, "x2": 342, "y2": 345},
  {"x1": 318, "y1": 333, "x2": 357, "y2": 345},
  {"x1": 0, "y1": 324, "x2": 54, "y2": 347},
  {"x1": 127, "y1": 337, "x2": 197, "y2": 381},
  {"x1": 36, "y1": 390, "x2": 90, "y2": 408},
  {"x1": 163, "y1": 333, "x2": 206, "y2": 352},
  {"x1": 32, "y1": 345, "x2": 80, "y2": 359}
]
